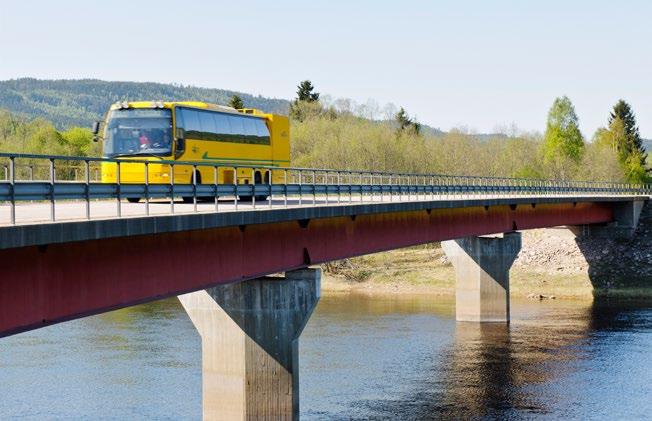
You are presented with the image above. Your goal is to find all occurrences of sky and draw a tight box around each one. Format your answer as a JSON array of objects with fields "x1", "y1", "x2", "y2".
[{"x1": 1, "y1": 0, "x2": 651, "y2": 137}]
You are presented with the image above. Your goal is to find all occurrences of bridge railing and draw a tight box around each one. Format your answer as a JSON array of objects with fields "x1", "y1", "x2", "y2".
[{"x1": 0, "y1": 152, "x2": 649, "y2": 225}]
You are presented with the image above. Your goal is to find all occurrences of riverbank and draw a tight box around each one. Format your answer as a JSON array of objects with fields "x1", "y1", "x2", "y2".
[{"x1": 320, "y1": 226, "x2": 652, "y2": 299}]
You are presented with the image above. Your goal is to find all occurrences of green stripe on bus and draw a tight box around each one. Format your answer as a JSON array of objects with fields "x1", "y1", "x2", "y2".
[{"x1": 201, "y1": 152, "x2": 290, "y2": 163}]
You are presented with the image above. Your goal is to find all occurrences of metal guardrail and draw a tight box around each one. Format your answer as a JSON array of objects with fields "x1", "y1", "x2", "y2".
[{"x1": 0, "y1": 152, "x2": 650, "y2": 226}]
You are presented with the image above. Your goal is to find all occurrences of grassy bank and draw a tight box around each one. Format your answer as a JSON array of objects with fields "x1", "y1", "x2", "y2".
[{"x1": 320, "y1": 243, "x2": 652, "y2": 299}]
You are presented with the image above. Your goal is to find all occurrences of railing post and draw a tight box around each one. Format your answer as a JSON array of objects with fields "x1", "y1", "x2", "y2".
[
  {"x1": 269, "y1": 169, "x2": 273, "y2": 209},
  {"x1": 349, "y1": 172, "x2": 353, "y2": 203},
  {"x1": 29, "y1": 165, "x2": 34, "y2": 181},
  {"x1": 234, "y1": 167, "x2": 238, "y2": 211},
  {"x1": 85, "y1": 159, "x2": 91, "y2": 220},
  {"x1": 116, "y1": 161, "x2": 121, "y2": 217},
  {"x1": 145, "y1": 161, "x2": 150, "y2": 216},
  {"x1": 9, "y1": 157, "x2": 15, "y2": 225},
  {"x1": 193, "y1": 164, "x2": 198, "y2": 213},
  {"x1": 214, "y1": 166, "x2": 219, "y2": 213},
  {"x1": 313, "y1": 170, "x2": 317, "y2": 206},
  {"x1": 337, "y1": 171, "x2": 341, "y2": 204},
  {"x1": 378, "y1": 174, "x2": 381, "y2": 202},
  {"x1": 252, "y1": 168, "x2": 256, "y2": 209},
  {"x1": 49, "y1": 158, "x2": 55, "y2": 221},
  {"x1": 170, "y1": 163, "x2": 175, "y2": 214},
  {"x1": 284, "y1": 169, "x2": 288, "y2": 208},
  {"x1": 298, "y1": 170, "x2": 303, "y2": 206}
]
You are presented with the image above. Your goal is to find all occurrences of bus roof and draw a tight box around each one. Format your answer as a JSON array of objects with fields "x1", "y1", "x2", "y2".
[{"x1": 109, "y1": 101, "x2": 261, "y2": 115}]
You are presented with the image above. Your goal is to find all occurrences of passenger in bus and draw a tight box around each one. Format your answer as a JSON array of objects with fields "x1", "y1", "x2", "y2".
[{"x1": 139, "y1": 131, "x2": 151, "y2": 149}]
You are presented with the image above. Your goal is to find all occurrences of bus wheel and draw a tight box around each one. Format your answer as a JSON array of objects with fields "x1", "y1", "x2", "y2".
[
  {"x1": 183, "y1": 170, "x2": 201, "y2": 203},
  {"x1": 239, "y1": 171, "x2": 263, "y2": 202},
  {"x1": 127, "y1": 197, "x2": 141, "y2": 203},
  {"x1": 255, "y1": 171, "x2": 269, "y2": 201}
]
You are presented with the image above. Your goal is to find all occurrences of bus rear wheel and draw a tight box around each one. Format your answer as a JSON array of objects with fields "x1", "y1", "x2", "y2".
[
  {"x1": 238, "y1": 172, "x2": 268, "y2": 202},
  {"x1": 127, "y1": 197, "x2": 141, "y2": 203}
]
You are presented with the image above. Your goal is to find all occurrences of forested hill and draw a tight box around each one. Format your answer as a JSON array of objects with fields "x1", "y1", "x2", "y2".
[{"x1": 0, "y1": 78, "x2": 290, "y2": 129}]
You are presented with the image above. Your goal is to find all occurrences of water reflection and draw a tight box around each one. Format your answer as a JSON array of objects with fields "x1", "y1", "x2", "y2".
[
  {"x1": 1, "y1": 293, "x2": 651, "y2": 420},
  {"x1": 303, "y1": 295, "x2": 652, "y2": 420}
]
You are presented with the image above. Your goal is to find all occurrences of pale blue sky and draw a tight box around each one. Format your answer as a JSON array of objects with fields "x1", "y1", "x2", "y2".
[{"x1": 1, "y1": 0, "x2": 651, "y2": 137}]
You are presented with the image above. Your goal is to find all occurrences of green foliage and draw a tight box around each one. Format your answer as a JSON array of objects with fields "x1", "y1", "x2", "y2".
[
  {"x1": 0, "y1": 78, "x2": 289, "y2": 129},
  {"x1": 229, "y1": 95, "x2": 244, "y2": 110},
  {"x1": 395, "y1": 107, "x2": 421, "y2": 136},
  {"x1": 292, "y1": 106, "x2": 542, "y2": 179},
  {"x1": 542, "y1": 96, "x2": 585, "y2": 179},
  {"x1": 296, "y1": 80, "x2": 320, "y2": 102},
  {"x1": 290, "y1": 80, "x2": 321, "y2": 122},
  {"x1": 607, "y1": 100, "x2": 649, "y2": 183},
  {"x1": 0, "y1": 109, "x2": 96, "y2": 156},
  {"x1": 543, "y1": 96, "x2": 584, "y2": 161}
]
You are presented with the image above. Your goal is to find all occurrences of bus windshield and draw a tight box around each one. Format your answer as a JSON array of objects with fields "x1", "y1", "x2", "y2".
[{"x1": 103, "y1": 108, "x2": 173, "y2": 158}]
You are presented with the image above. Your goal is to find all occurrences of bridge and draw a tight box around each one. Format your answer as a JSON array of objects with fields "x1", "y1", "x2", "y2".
[{"x1": 1, "y1": 152, "x2": 649, "y2": 419}]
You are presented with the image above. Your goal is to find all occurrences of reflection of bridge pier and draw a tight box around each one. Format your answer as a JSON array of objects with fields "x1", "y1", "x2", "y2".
[
  {"x1": 178, "y1": 269, "x2": 320, "y2": 420},
  {"x1": 443, "y1": 233, "x2": 522, "y2": 322}
]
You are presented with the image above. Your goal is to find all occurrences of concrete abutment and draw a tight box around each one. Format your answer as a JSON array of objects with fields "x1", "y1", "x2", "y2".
[
  {"x1": 442, "y1": 233, "x2": 522, "y2": 322},
  {"x1": 178, "y1": 268, "x2": 320, "y2": 420}
]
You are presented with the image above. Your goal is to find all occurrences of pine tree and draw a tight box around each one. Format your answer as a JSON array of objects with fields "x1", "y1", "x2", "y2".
[
  {"x1": 395, "y1": 107, "x2": 421, "y2": 136},
  {"x1": 296, "y1": 80, "x2": 319, "y2": 102},
  {"x1": 608, "y1": 99, "x2": 648, "y2": 173},
  {"x1": 396, "y1": 107, "x2": 411, "y2": 130},
  {"x1": 229, "y1": 95, "x2": 244, "y2": 110},
  {"x1": 290, "y1": 80, "x2": 321, "y2": 121}
]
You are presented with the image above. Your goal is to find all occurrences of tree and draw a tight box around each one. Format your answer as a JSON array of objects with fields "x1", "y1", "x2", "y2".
[
  {"x1": 229, "y1": 95, "x2": 244, "y2": 110},
  {"x1": 395, "y1": 107, "x2": 421, "y2": 136},
  {"x1": 542, "y1": 96, "x2": 584, "y2": 178},
  {"x1": 290, "y1": 80, "x2": 321, "y2": 121},
  {"x1": 608, "y1": 99, "x2": 648, "y2": 180},
  {"x1": 296, "y1": 80, "x2": 319, "y2": 102}
]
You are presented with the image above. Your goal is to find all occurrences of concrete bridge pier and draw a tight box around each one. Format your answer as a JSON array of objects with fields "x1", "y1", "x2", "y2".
[
  {"x1": 178, "y1": 269, "x2": 321, "y2": 421},
  {"x1": 442, "y1": 233, "x2": 522, "y2": 323}
]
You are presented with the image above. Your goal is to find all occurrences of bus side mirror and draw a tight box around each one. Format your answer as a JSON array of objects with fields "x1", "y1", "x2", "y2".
[
  {"x1": 175, "y1": 128, "x2": 185, "y2": 152},
  {"x1": 175, "y1": 127, "x2": 185, "y2": 140},
  {"x1": 176, "y1": 138, "x2": 185, "y2": 151},
  {"x1": 92, "y1": 121, "x2": 101, "y2": 142}
]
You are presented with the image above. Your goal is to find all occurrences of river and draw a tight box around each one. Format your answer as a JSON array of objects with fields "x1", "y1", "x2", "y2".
[{"x1": 1, "y1": 293, "x2": 651, "y2": 420}]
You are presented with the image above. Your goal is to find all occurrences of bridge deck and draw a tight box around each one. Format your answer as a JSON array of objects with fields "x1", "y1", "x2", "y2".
[{"x1": 0, "y1": 194, "x2": 646, "y2": 250}]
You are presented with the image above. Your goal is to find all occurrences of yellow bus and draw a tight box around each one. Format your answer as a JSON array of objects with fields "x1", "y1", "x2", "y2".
[{"x1": 95, "y1": 101, "x2": 290, "y2": 202}]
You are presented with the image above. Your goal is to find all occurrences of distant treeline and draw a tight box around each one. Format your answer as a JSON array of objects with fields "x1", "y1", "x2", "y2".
[
  {"x1": 288, "y1": 82, "x2": 645, "y2": 183},
  {"x1": 0, "y1": 78, "x2": 290, "y2": 129}
]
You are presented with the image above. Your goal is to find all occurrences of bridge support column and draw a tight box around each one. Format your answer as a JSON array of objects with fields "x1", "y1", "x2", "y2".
[
  {"x1": 442, "y1": 233, "x2": 521, "y2": 323},
  {"x1": 178, "y1": 269, "x2": 321, "y2": 421}
]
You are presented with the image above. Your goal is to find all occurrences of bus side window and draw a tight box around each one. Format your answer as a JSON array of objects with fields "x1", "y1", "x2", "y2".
[
  {"x1": 198, "y1": 110, "x2": 217, "y2": 140},
  {"x1": 174, "y1": 108, "x2": 184, "y2": 130},
  {"x1": 213, "y1": 113, "x2": 232, "y2": 141},
  {"x1": 255, "y1": 119, "x2": 270, "y2": 143},
  {"x1": 228, "y1": 115, "x2": 246, "y2": 142},
  {"x1": 243, "y1": 118, "x2": 258, "y2": 141},
  {"x1": 180, "y1": 108, "x2": 202, "y2": 139}
]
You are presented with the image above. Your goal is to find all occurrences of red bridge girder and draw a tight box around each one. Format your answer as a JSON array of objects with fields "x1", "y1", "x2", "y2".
[{"x1": 0, "y1": 201, "x2": 613, "y2": 337}]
